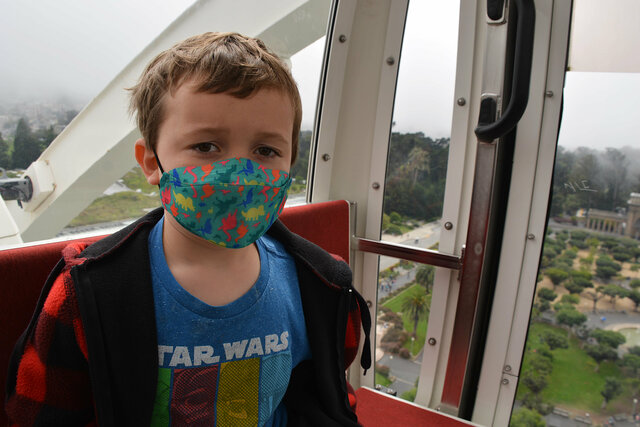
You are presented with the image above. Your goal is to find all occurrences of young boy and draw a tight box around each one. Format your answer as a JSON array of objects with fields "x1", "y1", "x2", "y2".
[{"x1": 6, "y1": 32, "x2": 371, "y2": 426}]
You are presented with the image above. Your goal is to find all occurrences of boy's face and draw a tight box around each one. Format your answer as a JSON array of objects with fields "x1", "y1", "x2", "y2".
[{"x1": 136, "y1": 80, "x2": 294, "y2": 185}]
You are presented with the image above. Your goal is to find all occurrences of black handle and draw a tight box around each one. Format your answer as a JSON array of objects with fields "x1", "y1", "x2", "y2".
[{"x1": 475, "y1": 0, "x2": 535, "y2": 142}]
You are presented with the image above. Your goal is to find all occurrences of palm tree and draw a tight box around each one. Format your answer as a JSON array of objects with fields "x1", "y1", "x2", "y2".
[
  {"x1": 415, "y1": 265, "x2": 435, "y2": 293},
  {"x1": 402, "y1": 294, "x2": 429, "y2": 337}
]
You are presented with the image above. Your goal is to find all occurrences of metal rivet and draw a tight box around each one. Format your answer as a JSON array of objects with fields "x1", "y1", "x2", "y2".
[
  {"x1": 527, "y1": 233, "x2": 535, "y2": 240},
  {"x1": 372, "y1": 182, "x2": 380, "y2": 190},
  {"x1": 504, "y1": 365, "x2": 512, "y2": 372},
  {"x1": 502, "y1": 378, "x2": 510, "y2": 385},
  {"x1": 545, "y1": 90, "x2": 554, "y2": 98},
  {"x1": 338, "y1": 34, "x2": 347, "y2": 43},
  {"x1": 386, "y1": 56, "x2": 395, "y2": 66},
  {"x1": 474, "y1": 243, "x2": 483, "y2": 255},
  {"x1": 366, "y1": 300, "x2": 372, "y2": 308},
  {"x1": 428, "y1": 337, "x2": 437, "y2": 346},
  {"x1": 444, "y1": 221, "x2": 453, "y2": 230},
  {"x1": 322, "y1": 153, "x2": 331, "y2": 161},
  {"x1": 457, "y1": 97, "x2": 466, "y2": 106}
]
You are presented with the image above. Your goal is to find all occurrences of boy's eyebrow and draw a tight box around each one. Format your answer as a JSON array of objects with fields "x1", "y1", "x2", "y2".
[
  {"x1": 182, "y1": 127, "x2": 230, "y2": 139},
  {"x1": 253, "y1": 131, "x2": 291, "y2": 145}
]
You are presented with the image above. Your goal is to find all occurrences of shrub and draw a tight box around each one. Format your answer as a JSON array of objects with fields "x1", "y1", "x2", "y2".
[
  {"x1": 537, "y1": 288, "x2": 557, "y2": 302},
  {"x1": 560, "y1": 294, "x2": 579, "y2": 305},
  {"x1": 376, "y1": 364, "x2": 390, "y2": 376},
  {"x1": 540, "y1": 330, "x2": 568, "y2": 350},
  {"x1": 386, "y1": 224, "x2": 403, "y2": 235},
  {"x1": 399, "y1": 348, "x2": 411, "y2": 359},
  {"x1": 570, "y1": 239, "x2": 588, "y2": 249}
]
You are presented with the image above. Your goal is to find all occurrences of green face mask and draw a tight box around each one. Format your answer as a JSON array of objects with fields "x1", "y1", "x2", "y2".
[{"x1": 158, "y1": 157, "x2": 291, "y2": 248}]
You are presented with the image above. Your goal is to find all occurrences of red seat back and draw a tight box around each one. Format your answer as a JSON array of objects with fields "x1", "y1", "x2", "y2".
[{"x1": 0, "y1": 200, "x2": 351, "y2": 425}]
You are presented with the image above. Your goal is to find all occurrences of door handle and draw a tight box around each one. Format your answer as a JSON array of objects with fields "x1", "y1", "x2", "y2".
[{"x1": 475, "y1": 0, "x2": 535, "y2": 142}]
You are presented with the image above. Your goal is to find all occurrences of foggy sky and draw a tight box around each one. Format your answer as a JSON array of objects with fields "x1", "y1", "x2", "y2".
[{"x1": 0, "y1": 0, "x2": 638, "y2": 150}]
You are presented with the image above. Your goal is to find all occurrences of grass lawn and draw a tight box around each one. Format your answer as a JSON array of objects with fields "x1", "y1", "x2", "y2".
[
  {"x1": 69, "y1": 191, "x2": 161, "y2": 226},
  {"x1": 375, "y1": 372, "x2": 392, "y2": 387},
  {"x1": 518, "y1": 322, "x2": 623, "y2": 413},
  {"x1": 121, "y1": 166, "x2": 157, "y2": 194},
  {"x1": 382, "y1": 283, "x2": 430, "y2": 356}
]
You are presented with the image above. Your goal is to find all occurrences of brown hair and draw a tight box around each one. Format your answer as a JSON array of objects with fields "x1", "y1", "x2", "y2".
[{"x1": 129, "y1": 32, "x2": 302, "y2": 163}]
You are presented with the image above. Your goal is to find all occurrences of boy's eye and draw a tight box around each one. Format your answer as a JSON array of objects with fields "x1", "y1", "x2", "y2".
[
  {"x1": 255, "y1": 146, "x2": 279, "y2": 158},
  {"x1": 193, "y1": 143, "x2": 219, "y2": 153}
]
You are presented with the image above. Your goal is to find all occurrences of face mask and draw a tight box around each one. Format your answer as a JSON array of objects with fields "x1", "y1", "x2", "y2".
[{"x1": 158, "y1": 157, "x2": 291, "y2": 248}]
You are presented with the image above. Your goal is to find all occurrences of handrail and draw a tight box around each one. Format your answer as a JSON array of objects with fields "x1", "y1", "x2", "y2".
[
  {"x1": 355, "y1": 237, "x2": 462, "y2": 270},
  {"x1": 474, "y1": 0, "x2": 535, "y2": 142}
]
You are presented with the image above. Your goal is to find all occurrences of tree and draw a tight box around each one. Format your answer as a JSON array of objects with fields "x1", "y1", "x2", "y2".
[
  {"x1": 0, "y1": 132, "x2": 10, "y2": 168},
  {"x1": 560, "y1": 294, "x2": 579, "y2": 305},
  {"x1": 415, "y1": 265, "x2": 435, "y2": 293},
  {"x1": 34, "y1": 125, "x2": 57, "y2": 151},
  {"x1": 537, "y1": 288, "x2": 556, "y2": 312},
  {"x1": 556, "y1": 308, "x2": 586, "y2": 330},
  {"x1": 521, "y1": 367, "x2": 548, "y2": 395},
  {"x1": 545, "y1": 268, "x2": 569, "y2": 289},
  {"x1": 628, "y1": 289, "x2": 640, "y2": 312},
  {"x1": 622, "y1": 353, "x2": 640, "y2": 376},
  {"x1": 602, "y1": 148, "x2": 629, "y2": 210},
  {"x1": 590, "y1": 329, "x2": 626, "y2": 349},
  {"x1": 509, "y1": 407, "x2": 545, "y2": 427},
  {"x1": 612, "y1": 246, "x2": 633, "y2": 262},
  {"x1": 596, "y1": 256, "x2": 622, "y2": 281},
  {"x1": 564, "y1": 281, "x2": 585, "y2": 294},
  {"x1": 537, "y1": 288, "x2": 557, "y2": 302},
  {"x1": 585, "y1": 344, "x2": 618, "y2": 371},
  {"x1": 540, "y1": 330, "x2": 568, "y2": 350},
  {"x1": 11, "y1": 118, "x2": 41, "y2": 169},
  {"x1": 601, "y1": 284, "x2": 629, "y2": 310},
  {"x1": 401, "y1": 294, "x2": 429, "y2": 337},
  {"x1": 584, "y1": 287, "x2": 606, "y2": 313},
  {"x1": 601, "y1": 377, "x2": 622, "y2": 409}
]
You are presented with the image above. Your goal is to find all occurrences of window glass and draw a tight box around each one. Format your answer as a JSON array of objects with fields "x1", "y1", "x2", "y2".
[
  {"x1": 375, "y1": 256, "x2": 433, "y2": 402},
  {"x1": 0, "y1": 1, "x2": 330, "y2": 244},
  {"x1": 288, "y1": 36, "x2": 327, "y2": 205},
  {"x1": 510, "y1": 72, "x2": 640, "y2": 425},
  {"x1": 375, "y1": 0, "x2": 460, "y2": 402}
]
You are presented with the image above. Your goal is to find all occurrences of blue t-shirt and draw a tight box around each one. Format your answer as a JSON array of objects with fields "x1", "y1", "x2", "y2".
[{"x1": 148, "y1": 218, "x2": 311, "y2": 426}]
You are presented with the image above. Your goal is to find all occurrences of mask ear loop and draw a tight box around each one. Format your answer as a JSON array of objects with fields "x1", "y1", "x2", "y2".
[{"x1": 152, "y1": 148, "x2": 165, "y2": 174}]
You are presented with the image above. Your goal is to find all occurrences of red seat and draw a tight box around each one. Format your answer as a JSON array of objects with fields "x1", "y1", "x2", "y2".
[
  {"x1": 355, "y1": 387, "x2": 477, "y2": 426},
  {"x1": 0, "y1": 200, "x2": 350, "y2": 425}
]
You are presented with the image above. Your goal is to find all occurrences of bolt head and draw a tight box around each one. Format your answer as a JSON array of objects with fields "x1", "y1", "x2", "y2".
[
  {"x1": 444, "y1": 221, "x2": 453, "y2": 230},
  {"x1": 457, "y1": 97, "x2": 466, "y2": 106},
  {"x1": 386, "y1": 56, "x2": 395, "y2": 66},
  {"x1": 338, "y1": 34, "x2": 347, "y2": 43}
]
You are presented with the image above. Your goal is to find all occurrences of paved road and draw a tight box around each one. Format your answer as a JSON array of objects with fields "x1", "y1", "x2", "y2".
[
  {"x1": 379, "y1": 223, "x2": 441, "y2": 271},
  {"x1": 377, "y1": 353, "x2": 423, "y2": 397}
]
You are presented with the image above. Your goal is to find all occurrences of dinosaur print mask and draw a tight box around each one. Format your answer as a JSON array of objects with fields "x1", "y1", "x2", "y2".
[{"x1": 158, "y1": 158, "x2": 291, "y2": 248}]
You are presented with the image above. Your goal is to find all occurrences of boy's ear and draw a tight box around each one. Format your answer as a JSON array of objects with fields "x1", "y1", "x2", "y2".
[{"x1": 134, "y1": 138, "x2": 161, "y2": 186}]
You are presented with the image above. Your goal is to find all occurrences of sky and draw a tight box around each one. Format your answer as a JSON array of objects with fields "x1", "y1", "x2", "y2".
[{"x1": 0, "y1": 0, "x2": 638, "y2": 151}]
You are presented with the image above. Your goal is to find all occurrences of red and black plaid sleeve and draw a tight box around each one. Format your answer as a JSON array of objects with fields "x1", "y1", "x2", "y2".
[{"x1": 6, "y1": 244, "x2": 96, "y2": 426}]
